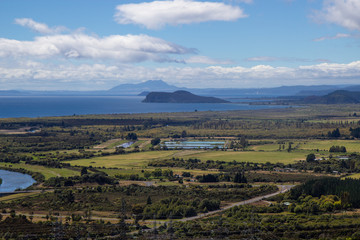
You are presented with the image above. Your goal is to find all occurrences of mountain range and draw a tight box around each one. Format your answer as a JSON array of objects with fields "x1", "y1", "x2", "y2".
[
  {"x1": 303, "y1": 90, "x2": 360, "y2": 104},
  {"x1": 0, "y1": 80, "x2": 358, "y2": 98}
]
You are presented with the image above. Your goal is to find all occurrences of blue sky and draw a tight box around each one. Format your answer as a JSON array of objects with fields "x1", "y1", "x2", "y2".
[{"x1": 0, "y1": 0, "x2": 359, "y2": 90}]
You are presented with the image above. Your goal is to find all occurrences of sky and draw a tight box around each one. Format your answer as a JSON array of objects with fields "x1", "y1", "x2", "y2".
[{"x1": 0, "y1": 0, "x2": 359, "y2": 90}]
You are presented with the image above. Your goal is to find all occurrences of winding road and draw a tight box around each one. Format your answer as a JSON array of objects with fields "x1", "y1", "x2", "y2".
[{"x1": 178, "y1": 184, "x2": 294, "y2": 222}]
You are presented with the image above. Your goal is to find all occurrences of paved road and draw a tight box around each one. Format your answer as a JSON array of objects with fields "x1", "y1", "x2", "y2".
[
  {"x1": 2, "y1": 185, "x2": 294, "y2": 228},
  {"x1": 177, "y1": 185, "x2": 294, "y2": 222},
  {"x1": 107, "y1": 185, "x2": 296, "y2": 238}
]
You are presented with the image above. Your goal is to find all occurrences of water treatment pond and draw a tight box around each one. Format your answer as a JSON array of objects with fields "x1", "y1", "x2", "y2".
[{"x1": 163, "y1": 141, "x2": 225, "y2": 149}]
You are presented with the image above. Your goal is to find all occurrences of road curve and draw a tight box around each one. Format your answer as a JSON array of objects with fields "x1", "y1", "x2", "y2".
[{"x1": 177, "y1": 185, "x2": 294, "y2": 222}]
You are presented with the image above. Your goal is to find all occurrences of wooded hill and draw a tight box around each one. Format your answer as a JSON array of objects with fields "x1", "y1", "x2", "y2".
[
  {"x1": 304, "y1": 90, "x2": 360, "y2": 104},
  {"x1": 142, "y1": 90, "x2": 230, "y2": 103}
]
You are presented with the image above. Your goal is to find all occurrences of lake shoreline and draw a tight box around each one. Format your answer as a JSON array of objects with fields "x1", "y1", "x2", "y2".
[{"x1": 0, "y1": 168, "x2": 37, "y2": 193}]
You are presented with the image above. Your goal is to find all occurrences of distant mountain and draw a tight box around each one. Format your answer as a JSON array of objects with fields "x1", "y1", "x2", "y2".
[
  {"x1": 0, "y1": 80, "x2": 357, "y2": 98},
  {"x1": 190, "y1": 85, "x2": 350, "y2": 97},
  {"x1": 142, "y1": 90, "x2": 230, "y2": 103},
  {"x1": 108, "y1": 80, "x2": 181, "y2": 95},
  {"x1": 342, "y1": 85, "x2": 360, "y2": 92},
  {"x1": 0, "y1": 90, "x2": 27, "y2": 96},
  {"x1": 295, "y1": 86, "x2": 341, "y2": 96},
  {"x1": 304, "y1": 90, "x2": 360, "y2": 104}
]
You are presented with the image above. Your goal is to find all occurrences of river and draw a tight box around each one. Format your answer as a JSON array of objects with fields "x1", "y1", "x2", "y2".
[{"x1": 0, "y1": 169, "x2": 36, "y2": 192}]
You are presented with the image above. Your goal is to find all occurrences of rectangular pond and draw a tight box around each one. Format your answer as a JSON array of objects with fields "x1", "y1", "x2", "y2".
[{"x1": 163, "y1": 141, "x2": 225, "y2": 149}]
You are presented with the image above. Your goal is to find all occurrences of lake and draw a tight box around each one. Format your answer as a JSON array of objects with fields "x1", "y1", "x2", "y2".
[
  {"x1": 0, "y1": 169, "x2": 36, "y2": 192},
  {"x1": 0, "y1": 96, "x2": 288, "y2": 118}
]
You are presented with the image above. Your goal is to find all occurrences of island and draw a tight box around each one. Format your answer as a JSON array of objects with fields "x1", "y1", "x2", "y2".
[{"x1": 142, "y1": 90, "x2": 230, "y2": 103}]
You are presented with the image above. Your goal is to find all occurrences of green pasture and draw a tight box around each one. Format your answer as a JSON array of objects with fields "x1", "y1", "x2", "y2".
[
  {"x1": 65, "y1": 151, "x2": 182, "y2": 168},
  {"x1": 0, "y1": 192, "x2": 40, "y2": 203},
  {"x1": 183, "y1": 151, "x2": 306, "y2": 164},
  {"x1": 104, "y1": 140, "x2": 128, "y2": 149},
  {"x1": 0, "y1": 162, "x2": 80, "y2": 180},
  {"x1": 251, "y1": 139, "x2": 360, "y2": 153},
  {"x1": 251, "y1": 144, "x2": 280, "y2": 151},
  {"x1": 66, "y1": 149, "x2": 306, "y2": 169},
  {"x1": 344, "y1": 173, "x2": 360, "y2": 179},
  {"x1": 296, "y1": 140, "x2": 360, "y2": 152}
]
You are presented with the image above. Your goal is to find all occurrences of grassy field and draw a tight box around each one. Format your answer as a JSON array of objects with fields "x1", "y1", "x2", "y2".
[
  {"x1": 183, "y1": 150, "x2": 306, "y2": 164},
  {"x1": 297, "y1": 140, "x2": 360, "y2": 153},
  {"x1": 0, "y1": 162, "x2": 80, "y2": 179},
  {"x1": 65, "y1": 150, "x2": 183, "y2": 168},
  {"x1": 251, "y1": 139, "x2": 360, "y2": 153},
  {"x1": 0, "y1": 192, "x2": 41, "y2": 203},
  {"x1": 344, "y1": 173, "x2": 360, "y2": 179},
  {"x1": 66, "y1": 149, "x2": 307, "y2": 170}
]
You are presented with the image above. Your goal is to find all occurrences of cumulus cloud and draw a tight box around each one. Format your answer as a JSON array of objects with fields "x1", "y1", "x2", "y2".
[
  {"x1": 14, "y1": 18, "x2": 67, "y2": 34},
  {"x1": 313, "y1": 0, "x2": 360, "y2": 31},
  {"x1": 0, "y1": 33, "x2": 194, "y2": 63},
  {"x1": 114, "y1": 0, "x2": 247, "y2": 29},
  {"x1": 1, "y1": 60, "x2": 360, "y2": 90}
]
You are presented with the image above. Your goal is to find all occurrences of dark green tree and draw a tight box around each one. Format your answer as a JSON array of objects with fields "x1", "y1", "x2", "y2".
[
  {"x1": 151, "y1": 138, "x2": 161, "y2": 146},
  {"x1": 306, "y1": 153, "x2": 316, "y2": 162}
]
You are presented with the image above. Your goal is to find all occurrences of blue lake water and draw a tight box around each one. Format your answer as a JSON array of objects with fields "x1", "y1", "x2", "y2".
[
  {"x1": 0, "y1": 96, "x2": 288, "y2": 118},
  {"x1": 0, "y1": 169, "x2": 36, "y2": 192}
]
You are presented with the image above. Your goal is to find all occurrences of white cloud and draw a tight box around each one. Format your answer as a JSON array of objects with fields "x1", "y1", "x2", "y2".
[
  {"x1": 1, "y1": 60, "x2": 360, "y2": 90},
  {"x1": 225, "y1": 0, "x2": 253, "y2": 3},
  {"x1": 114, "y1": 0, "x2": 247, "y2": 29},
  {"x1": 313, "y1": 33, "x2": 351, "y2": 41},
  {"x1": 0, "y1": 33, "x2": 194, "y2": 63},
  {"x1": 185, "y1": 56, "x2": 233, "y2": 64},
  {"x1": 313, "y1": 0, "x2": 360, "y2": 31},
  {"x1": 14, "y1": 18, "x2": 67, "y2": 34},
  {"x1": 245, "y1": 56, "x2": 279, "y2": 62},
  {"x1": 245, "y1": 56, "x2": 332, "y2": 63}
]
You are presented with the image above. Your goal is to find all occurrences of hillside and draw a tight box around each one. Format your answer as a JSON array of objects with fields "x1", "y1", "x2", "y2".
[
  {"x1": 142, "y1": 90, "x2": 230, "y2": 103},
  {"x1": 304, "y1": 90, "x2": 360, "y2": 104}
]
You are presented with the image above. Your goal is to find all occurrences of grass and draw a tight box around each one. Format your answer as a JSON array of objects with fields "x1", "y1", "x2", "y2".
[
  {"x1": 252, "y1": 144, "x2": 280, "y2": 151},
  {"x1": 0, "y1": 162, "x2": 80, "y2": 180},
  {"x1": 0, "y1": 192, "x2": 40, "y2": 202},
  {"x1": 296, "y1": 140, "x2": 360, "y2": 153},
  {"x1": 104, "y1": 140, "x2": 128, "y2": 149},
  {"x1": 66, "y1": 149, "x2": 306, "y2": 171},
  {"x1": 65, "y1": 151, "x2": 182, "y2": 168},
  {"x1": 65, "y1": 138, "x2": 360, "y2": 175},
  {"x1": 344, "y1": 173, "x2": 360, "y2": 179},
  {"x1": 250, "y1": 139, "x2": 360, "y2": 153},
  {"x1": 183, "y1": 150, "x2": 306, "y2": 164}
]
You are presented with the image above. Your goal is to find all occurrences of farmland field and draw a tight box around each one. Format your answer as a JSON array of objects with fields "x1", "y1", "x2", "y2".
[
  {"x1": 251, "y1": 139, "x2": 360, "y2": 153},
  {"x1": 64, "y1": 150, "x2": 183, "y2": 168},
  {"x1": 0, "y1": 162, "x2": 80, "y2": 179},
  {"x1": 66, "y1": 149, "x2": 307, "y2": 169},
  {"x1": 296, "y1": 140, "x2": 360, "y2": 152},
  {"x1": 183, "y1": 150, "x2": 306, "y2": 164}
]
